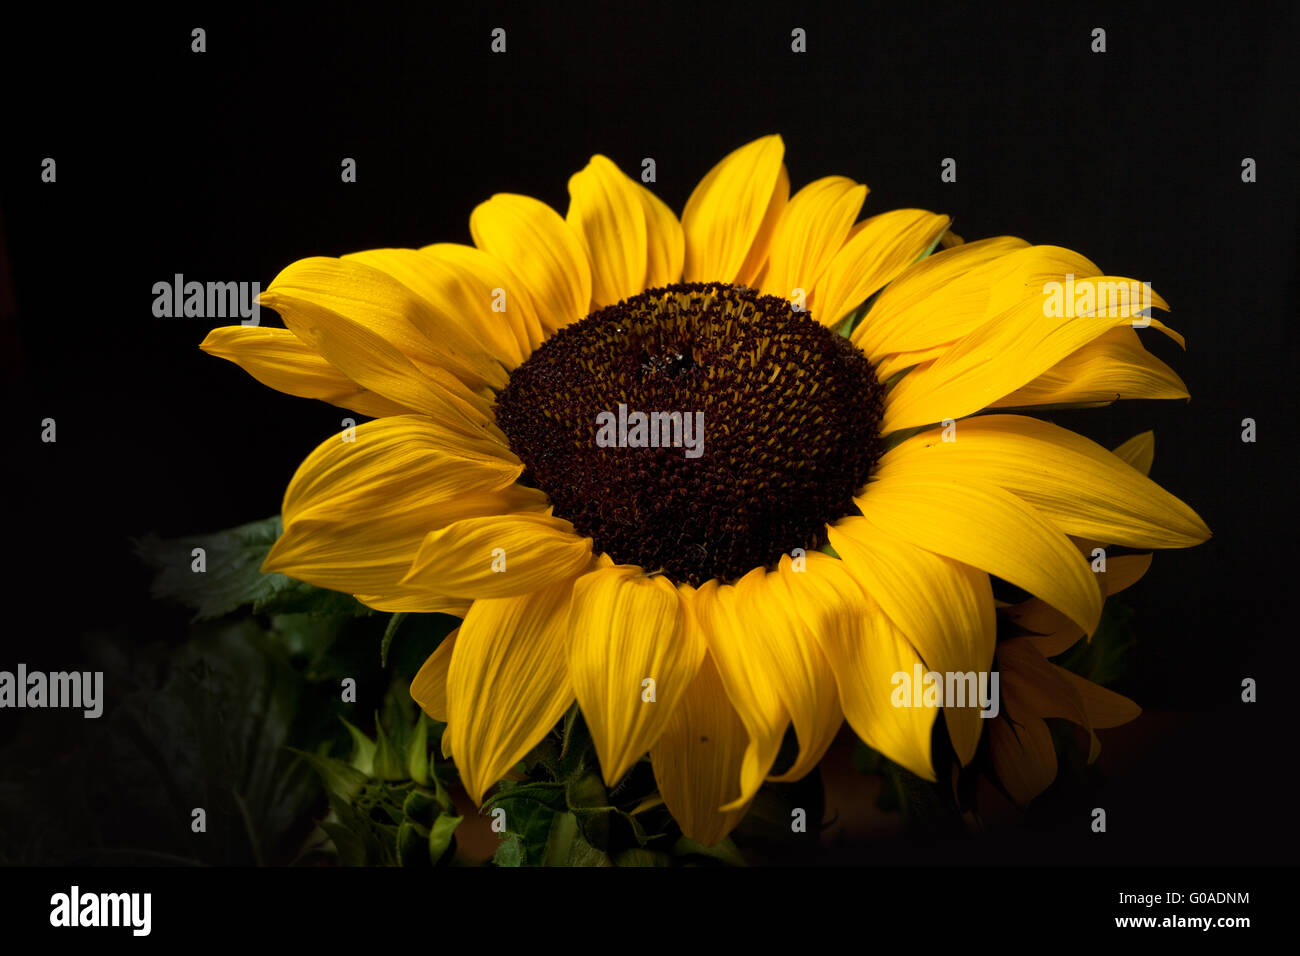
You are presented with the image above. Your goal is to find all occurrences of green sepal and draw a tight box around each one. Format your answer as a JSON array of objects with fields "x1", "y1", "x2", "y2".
[
  {"x1": 401, "y1": 788, "x2": 438, "y2": 826},
  {"x1": 406, "y1": 713, "x2": 430, "y2": 786},
  {"x1": 396, "y1": 820, "x2": 430, "y2": 867},
  {"x1": 427, "y1": 812, "x2": 463, "y2": 865},
  {"x1": 371, "y1": 711, "x2": 407, "y2": 781},
  {"x1": 338, "y1": 718, "x2": 376, "y2": 776},
  {"x1": 292, "y1": 749, "x2": 368, "y2": 806}
]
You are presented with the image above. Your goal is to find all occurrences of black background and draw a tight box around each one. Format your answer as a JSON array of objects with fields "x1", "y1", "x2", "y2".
[{"x1": 2, "y1": 1, "x2": 1296, "y2": 867}]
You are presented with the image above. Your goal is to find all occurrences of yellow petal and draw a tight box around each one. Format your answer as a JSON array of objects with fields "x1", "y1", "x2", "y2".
[
  {"x1": 259, "y1": 259, "x2": 498, "y2": 434},
  {"x1": 827, "y1": 518, "x2": 994, "y2": 765},
  {"x1": 851, "y1": 236, "x2": 1030, "y2": 359},
  {"x1": 411, "y1": 630, "x2": 458, "y2": 721},
  {"x1": 811, "y1": 209, "x2": 951, "y2": 328},
  {"x1": 690, "y1": 579, "x2": 790, "y2": 806},
  {"x1": 566, "y1": 155, "x2": 647, "y2": 308},
  {"x1": 997, "y1": 637, "x2": 1091, "y2": 728},
  {"x1": 682, "y1": 135, "x2": 787, "y2": 284},
  {"x1": 1055, "y1": 666, "x2": 1140, "y2": 729},
  {"x1": 871, "y1": 344, "x2": 953, "y2": 382},
  {"x1": 1001, "y1": 641, "x2": 1127, "y2": 766},
  {"x1": 982, "y1": 245, "x2": 1104, "y2": 318},
  {"x1": 759, "y1": 176, "x2": 867, "y2": 303},
  {"x1": 735, "y1": 164, "x2": 789, "y2": 288},
  {"x1": 991, "y1": 327, "x2": 1189, "y2": 408},
  {"x1": 636, "y1": 180, "x2": 685, "y2": 288},
  {"x1": 795, "y1": 553, "x2": 937, "y2": 781},
  {"x1": 868, "y1": 236, "x2": 1112, "y2": 378},
  {"x1": 1010, "y1": 553, "x2": 1152, "y2": 658},
  {"x1": 400, "y1": 513, "x2": 594, "y2": 600},
  {"x1": 988, "y1": 713, "x2": 1057, "y2": 807},
  {"x1": 1112, "y1": 430, "x2": 1155, "y2": 476},
  {"x1": 263, "y1": 415, "x2": 545, "y2": 599},
  {"x1": 199, "y1": 325, "x2": 412, "y2": 418},
  {"x1": 1098, "y1": 552, "x2": 1154, "y2": 596},
  {"x1": 446, "y1": 578, "x2": 577, "y2": 802},
  {"x1": 880, "y1": 280, "x2": 1180, "y2": 433},
  {"x1": 855, "y1": 476, "x2": 1103, "y2": 636},
  {"x1": 346, "y1": 248, "x2": 523, "y2": 373},
  {"x1": 470, "y1": 193, "x2": 593, "y2": 333},
  {"x1": 361, "y1": 593, "x2": 472, "y2": 615},
  {"x1": 567, "y1": 567, "x2": 702, "y2": 786},
  {"x1": 1017, "y1": 623, "x2": 1082, "y2": 660},
  {"x1": 420, "y1": 242, "x2": 546, "y2": 354},
  {"x1": 263, "y1": 255, "x2": 509, "y2": 391},
  {"x1": 877, "y1": 414, "x2": 1211, "y2": 549},
  {"x1": 282, "y1": 415, "x2": 518, "y2": 513},
  {"x1": 731, "y1": 562, "x2": 843, "y2": 783},
  {"x1": 649, "y1": 651, "x2": 750, "y2": 847}
]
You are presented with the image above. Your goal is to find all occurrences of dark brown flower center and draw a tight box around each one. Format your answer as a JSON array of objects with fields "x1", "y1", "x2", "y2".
[{"x1": 494, "y1": 282, "x2": 884, "y2": 585}]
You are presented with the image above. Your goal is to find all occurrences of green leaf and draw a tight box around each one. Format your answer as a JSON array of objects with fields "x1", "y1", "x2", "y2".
[
  {"x1": 135, "y1": 516, "x2": 372, "y2": 621},
  {"x1": 566, "y1": 771, "x2": 611, "y2": 849},
  {"x1": 486, "y1": 782, "x2": 567, "y2": 867},
  {"x1": 493, "y1": 833, "x2": 525, "y2": 867},
  {"x1": 253, "y1": 577, "x2": 374, "y2": 618},
  {"x1": 0, "y1": 620, "x2": 326, "y2": 866}
]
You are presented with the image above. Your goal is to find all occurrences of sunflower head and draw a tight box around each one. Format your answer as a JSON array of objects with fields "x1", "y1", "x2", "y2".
[
  {"x1": 202, "y1": 134, "x2": 1209, "y2": 848},
  {"x1": 495, "y1": 280, "x2": 886, "y2": 584}
]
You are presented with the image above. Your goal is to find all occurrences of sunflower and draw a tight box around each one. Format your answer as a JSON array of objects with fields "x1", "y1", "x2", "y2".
[{"x1": 201, "y1": 135, "x2": 1210, "y2": 847}]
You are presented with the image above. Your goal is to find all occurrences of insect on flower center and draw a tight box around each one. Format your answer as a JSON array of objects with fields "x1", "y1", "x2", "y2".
[{"x1": 494, "y1": 282, "x2": 885, "y2": 585}]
